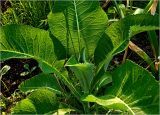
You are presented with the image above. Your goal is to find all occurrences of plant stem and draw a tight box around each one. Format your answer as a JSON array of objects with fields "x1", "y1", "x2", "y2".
[
  {"x1": 73, "y1": 0, "x2": 81, "y2": 53},
  {"x1": 82, "y1": 102, "x2": 90, "y2": 114},
  {"x1": 113, "y1": 0, "x2": 124, "y2": 18},
  {"x1": 144, "y1": 0, "x2": 154, "y2": 13},
  {"x1": 122, "y1": 47, "x2": 128, "y2": 64}
]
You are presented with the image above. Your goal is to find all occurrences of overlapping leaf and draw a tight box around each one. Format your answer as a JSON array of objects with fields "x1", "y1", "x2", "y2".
[
  {"x1": 48, "y1": 0, "x2": 108, "y2": 58},
  {"x1": 19, "y1": 73, "x2": 61, "y2": 94},
  {"x1": 0, "y1": 24, "x2": 80, "y2": 100},
  {"x1": 12, "y1": 89, "x2": 59, "y2": 114},
  {"x1": 83, "y1": 60, "x2": 159, "y2": 114},
  {"x1": 66, "y1": 56, "x2": 94, "y2": 94},
  {"x1": 94, "y1": 14, "x2": 160, "y2": 71},
  {"x1": 0, "y1": 24, "x2": 56, "y2": 66}
]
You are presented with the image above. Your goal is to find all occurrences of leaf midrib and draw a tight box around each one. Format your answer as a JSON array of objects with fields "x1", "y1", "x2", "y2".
[
  {"x1": 105, "y1": 95, "x2": 135, "y2": 115},
  {"x1": 73, "y1": 0, "x2": 81, "y2": 53},
  {"x1": 1, "y1": 50, "x2": 81, "y2": 99}
]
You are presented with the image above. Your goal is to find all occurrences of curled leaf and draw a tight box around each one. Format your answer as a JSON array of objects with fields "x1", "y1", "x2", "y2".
[{"x1": 0, "y1": 65, "x2": 11, "y2": 79}]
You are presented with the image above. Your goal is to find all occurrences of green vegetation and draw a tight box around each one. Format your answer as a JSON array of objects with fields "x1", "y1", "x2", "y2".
[{"x1": 0, "y1": 0, "x2": 159, "y2": 114}]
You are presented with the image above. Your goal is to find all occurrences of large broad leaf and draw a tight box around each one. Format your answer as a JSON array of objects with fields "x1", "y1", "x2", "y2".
[
  {"x1": 12, "y1": 89, "x2": 59, "y2": 114},
  {"x1": 0, "y1": 24, "x2": 80, "y2": 100},
  {"x1": 94, "y1": 14, "x2": 160, "y2": 71},
  {"x1": 65, "y1": 56, "x2": 94, "y2": 94},
  {"x1": 83, "y1": 60, "x2": 159, "y2": 114},
  {"x1": 48, "y1": 0, "x2": 108, "y2": 58},
  {"x1": 0, "y1": 24, "x2": 57, "y2": 67},
  {"x1": 19, "y1": 73, "x2": 61, "y2": 94}
]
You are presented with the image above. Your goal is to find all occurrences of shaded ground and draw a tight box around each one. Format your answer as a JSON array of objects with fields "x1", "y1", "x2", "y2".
[{"x1": 0, "y1": 58, "x2": 42, "y2": 97}]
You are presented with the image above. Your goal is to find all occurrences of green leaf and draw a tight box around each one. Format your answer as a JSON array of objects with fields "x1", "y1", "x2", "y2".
[
  {"x1": 94, "y1": 72, "x2": 112, "y2": 91},
  {"x1": 147, "y1": 30, "x2": 159, "y2": 58},
  {"x1": 48, "y1": 0, "x2": 108, "y2": 58},
  {"x1": 12, "y1": 89, "x2": 59, "y2": 114},
  {"x1": 94, "y1": 14, "x2": 160, "y2": 71},
  {"x1": 53, "y1": 108, "x2": 75, "y2": 115},
  {"x1": 83, "y1": 60, "x2": 159, "y2": 114},
  {"x1": 49, "y1": 32, "x2": 66, "y2": 60},
  {"x1": 83, "y1": 95, "x2": 134, "y2": 114},
  {"x1": 65, "y1": 56, "x2": 94, "y2": 94},
  {"x1": 0, "y1": 24, "x2": 56, "y2": 64},
  {"x1": 19, "y1": 73, "x2": 61, "y2": 94},
  {"x1": 0, "y1": 24, "x2": 80, "y2": 100},
  {"x1": 12, "y1": 99, "x2": 37, "y2": 114}
]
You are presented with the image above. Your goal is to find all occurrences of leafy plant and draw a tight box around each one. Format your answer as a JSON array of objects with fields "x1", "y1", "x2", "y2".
[
  {"x1": 48, "y1": 0, "x2": 108, "y2": 58},
  {"x1": 20, "y1": 64, "x2": 37, "y2": 76},
  {"x1": 83, "y1": 60, "x2": 158, "y2": 114},
  {"x1": 104, "y1": 0, "x2": 159, "y2": 75},
  {"x1": 0, "y1": 0, "x2": 159, "y2": 114},
  {"x1": 94, "y1": 14, "x2": 159, "y2": 73},
  {"x1": 1, "y1": 0, "x2": 52, "y2": 29}
]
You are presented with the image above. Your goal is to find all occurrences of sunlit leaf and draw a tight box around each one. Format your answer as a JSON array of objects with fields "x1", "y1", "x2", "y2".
[
  {"x1": 0, "y1": 24, "x2": 80, "y2": 100},
  {"x1": 66, "y1": 56, "x2": 94, "y2": 94},
  {"x1": 19, "y1": 73, "x2": 61, "y2": 94},
  {"x1": 48, "y1": 0, "x2": 108, "y2": 58},
  {"x1": 95, "y1": 14, "x2": 160, "y2": 72},
  {"x1": 12, "y1": 89, "x2": 59, "y2": 114},
  {"x1": 84, "y1": 60, "x2": 159, "y2": 114}
]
